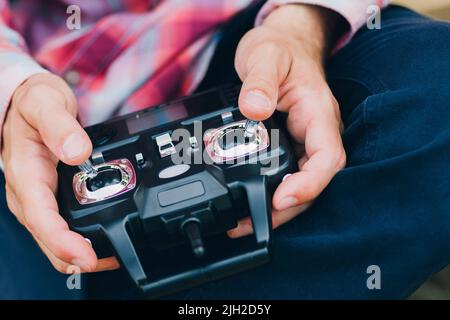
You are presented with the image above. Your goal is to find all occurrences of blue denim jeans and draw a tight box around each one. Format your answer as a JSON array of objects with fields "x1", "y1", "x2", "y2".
[{"x1": 1, "y1": 5, "x2": 449, "y2": 299}]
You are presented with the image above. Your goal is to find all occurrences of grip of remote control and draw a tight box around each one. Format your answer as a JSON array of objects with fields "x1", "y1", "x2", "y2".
[
  {"x1": 103, "y1": 216, "x2": 147, "y2": 285},
  {"x1": 242, "y1": 175, "x2": 271, "y2": 245}
]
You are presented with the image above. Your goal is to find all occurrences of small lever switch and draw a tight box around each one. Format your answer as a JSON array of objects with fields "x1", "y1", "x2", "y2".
[
  {"x1": 189, "y1": 136, "x2": 199, "y2": 151},
  {"x1": 221, "y1": 111, "x2": 234, "y2": 124},
  {"x1": 156, "y1": 133, "x2": 176, "y2": 158},
  {"x1": 91, "y1": 152, "x2": 105, "y2": 165},
  {"x1": 135, "y1": 153, "x2": 145, "y2": 167}
]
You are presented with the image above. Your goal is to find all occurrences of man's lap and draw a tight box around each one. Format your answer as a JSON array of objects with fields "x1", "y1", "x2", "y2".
[
  {"x1": 0, "y1": 5, "x2": 449, "y2": 299},
  {"x1": 0, "y1": 174, "x2": 81, "y2": 299}
]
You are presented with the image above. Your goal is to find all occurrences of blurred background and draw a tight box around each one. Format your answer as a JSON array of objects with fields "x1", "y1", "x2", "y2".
[
  {"x1": 393, "y1": 0, "x2": 450, "y2": 21},
  {"x1": 389, "y1": 0, "x2": 450, "y2": 299}
]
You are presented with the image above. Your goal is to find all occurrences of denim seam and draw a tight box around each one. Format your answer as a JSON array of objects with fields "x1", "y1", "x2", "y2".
[
  {"x1": 362, "y1": 92, "x2": 389, "y2": 164},
  {"x1": 327, "y1": 65, "x2": 389, "y2": 95}
]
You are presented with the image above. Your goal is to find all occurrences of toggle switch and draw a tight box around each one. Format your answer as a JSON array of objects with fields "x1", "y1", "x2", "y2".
[
  {"x1": 220, "y1": 111, "x2": 234, "y2": 124},
  {"x1": 189, "y1": 136, "x2": 199, "y2": 151},
  {"x1": 155, "y1": 133, "x2": 176, "y2": 158},
  {"x1": 135, "y1": 153, "x2": 145, "y2": 167},
  {"x1": 91, "y1": 151, "x2": 105, "y2": 165}
]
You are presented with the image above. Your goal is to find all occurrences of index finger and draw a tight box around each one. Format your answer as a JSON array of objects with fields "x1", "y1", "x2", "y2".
[
  {"x1": 12, "y1": 144, "x2": 98, "y2": 272},
  {"x1": 273, "y1": 112, "x2": 346, "y2": 211}
]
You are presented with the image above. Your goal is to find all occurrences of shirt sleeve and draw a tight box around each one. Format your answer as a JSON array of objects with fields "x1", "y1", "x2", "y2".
[
  {"x1": 255, "y1": 0, "x2": 390, "y2": 52},
  {"x1": 0, "y1": 0, "x2": 48, "y2": 152}
]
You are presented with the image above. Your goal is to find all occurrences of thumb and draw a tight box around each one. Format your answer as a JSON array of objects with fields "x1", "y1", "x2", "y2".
[
  {"x1": 238, "y1": 60, "x2": 279, "y2": 121},
  {"x1": 20, "y1": 84, "x2": 92, "y2": 165},
  {"x1": 236, "y1": 42, "x2": 291, "y2": 121}
]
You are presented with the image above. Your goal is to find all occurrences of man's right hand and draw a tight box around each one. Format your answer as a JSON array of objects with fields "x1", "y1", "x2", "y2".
[{"x1": 2, "y1": 73, "x2": 119, "y2": 273}]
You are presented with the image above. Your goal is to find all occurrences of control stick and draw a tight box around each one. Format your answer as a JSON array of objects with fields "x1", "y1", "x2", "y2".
[
  {"x1": 78, "y1": 159, "x2": 98, "y2": 178},
  {"x1": 183, "y1": 220, "x2": 205, "y2": 258},
  {"x1": 244, "y1": 120, "x2": 260, "y2": 139}
]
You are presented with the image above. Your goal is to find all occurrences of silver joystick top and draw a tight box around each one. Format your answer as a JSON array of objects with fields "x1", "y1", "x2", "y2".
[
  {"x1": 244, "y1": 120, "x2": 260, "y2": 139},
  {"x1": 78, "y1": 159, "x2": 98, "y2": 179}
]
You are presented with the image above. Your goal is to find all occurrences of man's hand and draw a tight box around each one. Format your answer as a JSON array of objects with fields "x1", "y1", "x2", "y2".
[
  {"x1": 2, "y1": 73, "x2": 119, "y2": 273},
  {"x1": 229, "y1": 5, "x2": 346, "y2": 237}
]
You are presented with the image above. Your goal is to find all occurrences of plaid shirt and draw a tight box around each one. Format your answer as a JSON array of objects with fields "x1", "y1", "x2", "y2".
[{"x1": 0, "y1": 0, "x2": 388, "y2": 129}]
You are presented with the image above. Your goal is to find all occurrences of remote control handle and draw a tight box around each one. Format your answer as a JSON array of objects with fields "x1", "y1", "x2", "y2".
[
  {"x1": 103, "y1": 216, "x2": 147, "y2": 285},
  {"x1": 242, "y1": 175, "x2": 271, "y2": 245},
  {"x1": 101, "y1": 176, "x2": 272, "y2": 297}
]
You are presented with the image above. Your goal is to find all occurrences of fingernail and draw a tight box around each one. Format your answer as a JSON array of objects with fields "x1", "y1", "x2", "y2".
[
  {"x1": 229, "y1": 221, "x2": 253, "y2": 238},
  {"x1": 245, "y1": 90, "x2": 272, "y2": 110},
  {"x1": 84, "y1": 238, "x2": 92, "y2": 246},
  {"x1": 237, "y1": 221, "x2": 254, "y2": 236},
  {"x1": 278, "y1": 196, "x2": 298, "y2": 211},
  {"x1": 282, "y1": 174, "x2": 292, "y2": 182},
  {"x1": 71, "y1": 258, "x2": 92, "y2": 272},
  {"x1": 63, "y1": 133, "x2": 86, "y2": 159}
]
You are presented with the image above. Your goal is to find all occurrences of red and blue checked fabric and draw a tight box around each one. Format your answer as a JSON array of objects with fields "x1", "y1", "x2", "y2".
[{"x1": 0, "y1": 0, "x2": 389, "y2": 129}]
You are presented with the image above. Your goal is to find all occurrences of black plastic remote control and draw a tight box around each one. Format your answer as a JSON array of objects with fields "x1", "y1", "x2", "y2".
[{"x1": 57, "y1": 85, "x2": 297, "y2": 297}]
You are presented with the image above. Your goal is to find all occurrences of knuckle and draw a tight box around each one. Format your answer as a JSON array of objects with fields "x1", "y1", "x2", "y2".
[
  {"x1": 317, "y1": 93, "x2": 342, "y2": 126},
  {"x1": 254, "y1": 39, "x2": 279, "y2": 54},
  {"x1": 315, "y1": 92, "x2": 336, "y2": 115},
  {"x1": 3, "y1": 169, "x2": 15, "y2": 185},
  {"x1": 34, "y1": 100, "x2": 50, "y2": 127},
  {"x1": 290, "y1": 87, "x2": 307, "y2": 105},
  {"x1": 299, "y1": 185, "x2": 319, "y2": 203},
  {"x1": 7, "y1": 161, "x2": 23, "y2": 179},
  {"x1": 246, "y1": 75, "x2": 275, "y2": 93},
  {"x1": 22, "y1": 83, "x2": 56, "y2": 107},
  {"x1": 15, "y1": 215, "x2": 26, "y2": 226},
  {"x1": 23, "y1": 219, "x2": 35, "y2": 234},
  {"x1": 64, "y1": 91, "x2": 78, "y2": 115},
  {"x1": 21, "y1": 209, "x2": 38, "y2": 235},
  {"x1": 335, "y1": 148, "x2": 347, "y2": 170},
  {"x1": 253, "y1": 40, "x2": 288, "y2": 66},
  {"x1": 52, "y1": 260, "x2": 70, "y2": 274},
  {"x1": 2, "y1": 124, "x2": 20, "y2": 158},
  {"x1": 5, "y1": 191, "x2": 16, "y2": 213},
  {"x1": 56, "y1": 267, "x2": 67, "y2": 274},
  {"x1": 329, "y1": 95, "x2": 342, "y2": 120},
  {"x1": 20, "y1": 83, "x2": 71, "y2": 121},
  {"x1": 239, "y1": 27, "x2": 267, "y2": 48},
  {"x1": 50, "y1": 242, "x2": 72, "y2": 262},
  {"x1": 283, "y1": 175, "x2": 317, "y2": 203}
]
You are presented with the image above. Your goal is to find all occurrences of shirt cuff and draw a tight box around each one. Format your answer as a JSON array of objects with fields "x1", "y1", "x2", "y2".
[
  {"x1": 255, "y1": 0, "x2": 389, "y2": 52},
  {"x1": 0, "y1": 53, "x2": 48, "y2": 169}
]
